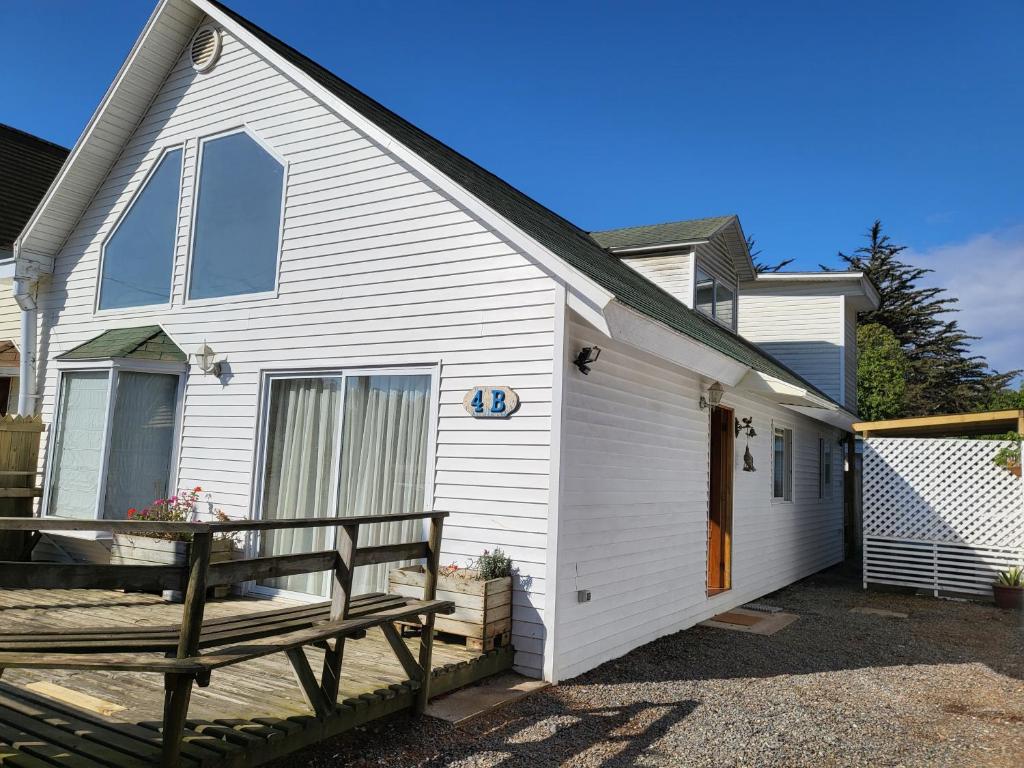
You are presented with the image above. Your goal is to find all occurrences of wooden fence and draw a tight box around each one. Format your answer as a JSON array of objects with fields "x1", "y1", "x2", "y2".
[{"x1": 0, "y1": 416, "x2": 43, "y2": 560}]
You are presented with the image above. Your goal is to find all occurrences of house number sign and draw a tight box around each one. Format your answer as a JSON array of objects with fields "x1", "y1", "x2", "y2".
[{"x1": 463, "y1": 386, "x2": 519, "y2": 418}]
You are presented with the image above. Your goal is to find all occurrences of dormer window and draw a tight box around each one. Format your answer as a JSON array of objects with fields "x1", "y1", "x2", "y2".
[
  {"x1": 98, "y1": 148, "x2": 182, "y2": 310},
  {"x1": 694, "y1": 267, "x2": 736, "y2": 328},
  {"x1": 188, "y1": 130, "x2": 285, "y2": 301}
]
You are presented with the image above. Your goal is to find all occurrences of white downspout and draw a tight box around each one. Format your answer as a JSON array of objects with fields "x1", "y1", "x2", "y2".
[{"x1": 12, "y1": 244, "x2": 38, "y2": 416}]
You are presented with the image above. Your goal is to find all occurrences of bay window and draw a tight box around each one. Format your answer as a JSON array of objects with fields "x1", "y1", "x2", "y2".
[{"x1": 46, "y1": 366, "x2": 183, "y2": 521}]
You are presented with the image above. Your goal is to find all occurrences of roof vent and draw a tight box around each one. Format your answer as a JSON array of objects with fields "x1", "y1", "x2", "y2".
[{"x1": 190, "y1": 25, "x2": 221, "y2": 72}]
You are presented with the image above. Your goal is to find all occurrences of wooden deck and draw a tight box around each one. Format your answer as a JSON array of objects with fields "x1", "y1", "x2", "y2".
[{"x1": 0, "y1": 588, "x2": 513, "y2": 766}]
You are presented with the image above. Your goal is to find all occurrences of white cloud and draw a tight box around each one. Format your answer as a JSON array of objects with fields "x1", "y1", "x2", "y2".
[{"x1": 905, "y1": 227, "x2": 1024, "y2": 382}]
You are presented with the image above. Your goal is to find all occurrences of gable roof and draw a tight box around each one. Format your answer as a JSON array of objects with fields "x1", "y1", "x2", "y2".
[
  {"x1": 22, "y1": 0, "x2": 840, "y2": 409},
  {"x1": 57, "y1": 326, "x2": 186, "y2": 363},
  {"x1": 0, "y1": 125, "x2": 68, "y2": 249},
  {"x1": 590, "y1": 216, "x2": 735, "y2": 251},
  {"x1": 209, "y1": 2, "x2": 835, "y2": 405}
]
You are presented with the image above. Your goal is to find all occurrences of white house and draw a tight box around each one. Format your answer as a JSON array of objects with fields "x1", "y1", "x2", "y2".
[{"x1": 11, "y1": 0, "x2": 878, "y2": 682}]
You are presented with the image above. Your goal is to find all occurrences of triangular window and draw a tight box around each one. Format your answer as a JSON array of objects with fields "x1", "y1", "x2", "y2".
[{"x1": 98, "y1": 148, "x2": 182, "y2": 310}]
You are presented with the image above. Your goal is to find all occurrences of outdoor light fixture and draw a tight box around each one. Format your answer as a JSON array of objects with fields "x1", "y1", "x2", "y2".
[
  {"x1": 193, "y1": 342, "x2": 223, "y2": 377},
  {"x1": 573, "y1": 345, "x2": 601, "y2": 375},
  {"x1": 699, "y1": 381, "x2": 725, "y2": 410}
]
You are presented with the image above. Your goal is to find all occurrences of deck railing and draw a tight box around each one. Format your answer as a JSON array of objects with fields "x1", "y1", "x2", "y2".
[{"x1": 0, "y1": 511, "x2": 447, "y2": 767}]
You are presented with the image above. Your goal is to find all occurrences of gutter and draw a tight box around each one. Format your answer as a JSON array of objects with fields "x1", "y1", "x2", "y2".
[{"x1": 12, "y1": 242, "x2": 38, "y2": 416}]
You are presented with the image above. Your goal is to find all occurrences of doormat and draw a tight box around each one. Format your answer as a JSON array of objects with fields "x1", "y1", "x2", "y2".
[
  {"x1": 699, "y1": 607, "x2": 800, "y2": 636},
  {"x1": 712, "y1": 611, "x2": 763, "y2": 626}
]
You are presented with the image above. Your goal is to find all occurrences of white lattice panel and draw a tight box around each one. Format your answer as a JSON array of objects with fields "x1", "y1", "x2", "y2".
[{"x1": 863, "y1": 438, "x2": 1023, "y2": 548}]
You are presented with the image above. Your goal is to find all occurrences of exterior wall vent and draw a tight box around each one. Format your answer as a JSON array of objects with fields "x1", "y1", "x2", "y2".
[{"x1": 190, "y1": 25, "x2": 222, "y2": 72}]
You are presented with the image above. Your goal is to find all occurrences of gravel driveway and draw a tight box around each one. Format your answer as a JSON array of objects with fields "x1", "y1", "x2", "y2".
[{"x1": 273, "y1": 567, "x2": 1024, "y2": 767}]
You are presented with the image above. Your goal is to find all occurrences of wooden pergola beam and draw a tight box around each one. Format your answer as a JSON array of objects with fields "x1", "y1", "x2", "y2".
[{"x1": 853, "y1": 409, "x2": 1024, "y2": 438}]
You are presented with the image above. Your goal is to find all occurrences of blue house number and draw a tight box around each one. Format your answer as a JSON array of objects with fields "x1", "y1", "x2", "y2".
[{"x1": 463, "y1": 386, "x2": 519, "y2": 419}]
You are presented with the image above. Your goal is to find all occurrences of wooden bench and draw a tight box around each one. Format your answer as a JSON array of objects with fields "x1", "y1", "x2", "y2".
[{"x1": 0, "y1": 511, "x2": 450, "y2": 767}]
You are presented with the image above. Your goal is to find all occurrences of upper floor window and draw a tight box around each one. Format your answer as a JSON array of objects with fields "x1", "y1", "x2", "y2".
[
  {"x1": 189, "y1": 131, "x2": 285, "y2": 301},
  {"x1": 694, "y1": 267, "x2": 736, "y2": 328},
  {"x1": 98, "y1": 148, "x2": 182, "y2": 310}
]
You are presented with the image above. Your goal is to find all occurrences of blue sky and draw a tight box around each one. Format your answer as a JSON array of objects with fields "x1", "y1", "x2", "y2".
[{"x1": 2, "y1": 1, "x2": 1021, "y2": 376}]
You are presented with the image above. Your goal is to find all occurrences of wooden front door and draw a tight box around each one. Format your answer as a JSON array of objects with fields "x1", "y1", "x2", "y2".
[{"x1": 707, "y1": 405, "x2": 734, "y2": 593}]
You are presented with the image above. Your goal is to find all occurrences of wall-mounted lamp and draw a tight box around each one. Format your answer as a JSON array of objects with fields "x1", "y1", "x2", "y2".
[
  {"x1": 193, "y1": 342, "x2": 223, "y2": 377},
  {"x1": 699, "y1": 381, "x2": 724, "y2": 410},
  {"x1": 573, "y1": 346, "x2": 601, "y2": 375}
]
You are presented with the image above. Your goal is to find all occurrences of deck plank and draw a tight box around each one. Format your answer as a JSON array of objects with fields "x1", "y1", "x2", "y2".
[{"x1": 0, "y1": 587, "x2": 510, "y2": 766}]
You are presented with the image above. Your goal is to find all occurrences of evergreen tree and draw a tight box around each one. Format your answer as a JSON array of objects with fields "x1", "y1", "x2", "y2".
[
  {"x1": 835, "y1": 221, "x2": 1017, "y2": 416},
  {"x1": 856, "y1": 324, "x2": 908, "y2": 421}
]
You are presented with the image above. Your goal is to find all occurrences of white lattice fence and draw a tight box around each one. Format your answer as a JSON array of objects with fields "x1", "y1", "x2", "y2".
[{"x1": 863, "y1": 437, "x2": 1024, "y2": 595}]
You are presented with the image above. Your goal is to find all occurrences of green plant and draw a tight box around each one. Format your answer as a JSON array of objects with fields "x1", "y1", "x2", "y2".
[
  {"x1": 993, "y1": 444, "x2": 1021, "y2": 470},
  {"x1": 996, "y1": 566, "x2": 1024, "y2": 587},
  {"x1": 473, "y1": 548, "x2": 513, "y2": 580}
]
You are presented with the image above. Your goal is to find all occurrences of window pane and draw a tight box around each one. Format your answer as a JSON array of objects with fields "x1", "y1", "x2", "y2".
[
  {"x1": 259, "y1": 377, "x2": 343, "y2": 595},
  {"x1": 190, "y1": 132, "x2": 284, "y2": 300},
  {"x1": 695, "y1": 268, "x2": 715, "y2": 317},
  {"x1": 48, "y1": 372, "x2": 110, "y2": 518},
  {"x1": 104, "y1": 372, "x2": 179, "y2": 520},
  {"x1": 773, "y1": 430, "x2": 786, "y2": 498},
  {"x1": 339, "y1": 374, "x2": 431, "y2": 594},
  {"x1": 99, "y1": 150, "x2": 181, "y2": 310},
  {"x1": 715, "y1": 282, "x2": 735, "y2": 326}
]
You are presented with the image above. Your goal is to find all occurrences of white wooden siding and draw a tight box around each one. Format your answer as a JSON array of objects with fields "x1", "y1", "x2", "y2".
[
  {"x1": 555, "y1": 311, "x2": 844, "y2": 680},
  {"x1": 695, "y1": 238, "x2": 736, "y2": 287},
  {"x1": 844, "y1": 301, "x2": 858, "y2": 413},
  {"x1": 620, "y1": 253, "x2": 692, "y2": 306},
  {"x1": 737, "y1": 287, "x2": 844, "y2": 403},
  {"x1": 34, "y1": 24, "x2": 555, "y2": 677},
  {"x1": 0, "y1": 290, "x2": 20, "y2": 348}
]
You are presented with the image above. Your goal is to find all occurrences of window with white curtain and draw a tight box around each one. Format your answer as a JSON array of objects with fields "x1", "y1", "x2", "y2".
[
  {"x1": 256, "y1": 370, "x2": 433, "y2": 598},
  {"x1": 773, "y1": 426, "x2": 793, "y2": 501},
  {"x1": 46, "y1": 368, "x2": 182, "y2": 520}
]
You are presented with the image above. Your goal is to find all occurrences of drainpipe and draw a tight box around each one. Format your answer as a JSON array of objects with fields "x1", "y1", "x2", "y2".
[{"x1": 12, "y1": 244, "x2": 38, "y2": 416}]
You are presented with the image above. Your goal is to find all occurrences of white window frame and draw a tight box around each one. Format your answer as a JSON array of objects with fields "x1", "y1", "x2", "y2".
[
  {"x1": 41, "y1": 358, "x2": 187, "y2": 538},
  {"x1": 248, "y1": 362, "x2": 440, "y2": 601},
  {"x1": 183, "y1": 125, "x2": 288, "y2": 308},
  {"x1": 93, "y1": 144, "x2": 185, "y2": 317},
  {"x1": 819, "y1": 436, "x2": 834, "y2": 499},
  {"x1": 693, "y1": 265, "x2": 737, "y2": 330},
  {"x1": 772, "y1": 424, "x2": 794, "y2": 502}
]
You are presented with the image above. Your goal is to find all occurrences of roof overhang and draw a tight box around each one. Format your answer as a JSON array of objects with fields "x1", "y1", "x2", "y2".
[
  {"x1": 853, "y1": 409, "x2": 1024, "y2": 438},
  {"x1": 735, "y1": 369, "x2": 858, "y2": 430},
  {"x1": 744, "y1": 271, "x2": 881, "y2": 311},
  {"x1": 608, "y1": 241, "x2": 705, "y2": 256}
]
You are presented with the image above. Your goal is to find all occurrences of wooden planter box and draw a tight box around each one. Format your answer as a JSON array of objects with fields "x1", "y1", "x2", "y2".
[
  {"x1": 111, "y1": 534, "x2": 234, "y2": 602},
  {"x1": 389, "y1": 565, "x2": 511, "y2": 652}
]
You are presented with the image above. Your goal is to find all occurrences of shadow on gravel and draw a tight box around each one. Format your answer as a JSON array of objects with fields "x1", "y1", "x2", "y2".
[
  {"x1": 423, "y1": 698, "x2": 699, "y2": 768},
  {"x1": 571, "y1": 567, "x2": 1024, "y2": 688}
]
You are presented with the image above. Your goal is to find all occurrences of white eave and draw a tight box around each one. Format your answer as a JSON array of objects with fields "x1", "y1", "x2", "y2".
[{"x1": 744, "y1": 270, "x2": 881, "y2": 310}]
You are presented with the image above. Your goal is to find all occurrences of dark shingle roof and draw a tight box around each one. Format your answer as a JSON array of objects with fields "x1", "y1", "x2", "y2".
[
  {"x1": 590, "y1": 216, "x2": 734, "y2": 251},
  {"x1": 0, "y1": 124, "x2": 69, "y2": 249},
  {"x1": 211, "y1": 1, "x2": 839, "y2": 407},
  {"x1": 57, "y1": 327, "x2": 187, "y2": 363}
]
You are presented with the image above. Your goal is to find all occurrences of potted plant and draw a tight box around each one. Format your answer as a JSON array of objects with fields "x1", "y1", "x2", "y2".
[
  {"x1": 993, "y1": 566, "x2": 1024, "y2": 610},
  {"x1": 111, "y1": 487, "x2": 236, "y2": 602},
  {"x1": 993, "y1": 444, "x2": 1021, "y2": 477},
  {"x1": 390, "y1": 548, "x2": 513, "y2": 651}
]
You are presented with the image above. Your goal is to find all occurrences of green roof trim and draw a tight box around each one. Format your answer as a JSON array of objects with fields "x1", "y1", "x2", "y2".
[
  {"x1": 590, "y1": 216, "x2": 735, "y2": 251},
  {"x1": 211, "y1": 1, "x2": 841, "y2": 409},
  {"x1": 57, "y1": 326, "x2": 186, "y2": 363}
]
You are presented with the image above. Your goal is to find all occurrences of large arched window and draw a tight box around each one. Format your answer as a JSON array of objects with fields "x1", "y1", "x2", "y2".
[
  {"x1": 98, "y1": 148, "x2": 182, "y2": 310},
  {"x1": 188, "y1": 130, "x2": 285, "y2": 300}
]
